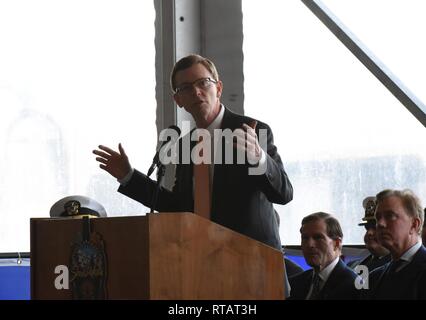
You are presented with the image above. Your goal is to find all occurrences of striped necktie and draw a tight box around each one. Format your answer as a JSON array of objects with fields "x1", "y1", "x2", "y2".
[{"x1": 308, "y1": 272, "x2": 321, "y2": 300}]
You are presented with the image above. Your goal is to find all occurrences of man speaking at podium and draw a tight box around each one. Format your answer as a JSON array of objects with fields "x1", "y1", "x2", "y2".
[{"x1": 93, "y1": 54, "x2": 293, "y2": 251}]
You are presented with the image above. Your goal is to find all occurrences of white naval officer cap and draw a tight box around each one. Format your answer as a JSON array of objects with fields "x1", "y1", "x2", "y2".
[{"x1": 50, "y1": 195, "x2": 107, "y2": 218}]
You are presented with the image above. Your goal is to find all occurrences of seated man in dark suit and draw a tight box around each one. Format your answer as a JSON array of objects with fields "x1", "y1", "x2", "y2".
[
  {"x1": 367, "y1": 189, "x2": 426, "y2": 300},
  {"x1": 348, "y1": 196, "x2": 390, "y2": 271},
  {"x1": 289, "y1": 212, "x2": 359, "y2": 300}
]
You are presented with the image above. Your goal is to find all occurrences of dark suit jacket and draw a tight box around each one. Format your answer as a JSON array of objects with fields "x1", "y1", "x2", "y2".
[
  {"x1": 118, "y1": 107, "x2": 293, "y2": 250},
  {"x1": 366, "y1": 245, "x2": 426, "y2": 300},
  {"x1": 348, "y1": 253, "x2": 391, "y2": 272},
  {"x1": 289, "y1": 259, "x2": 359, "y2": 300}
]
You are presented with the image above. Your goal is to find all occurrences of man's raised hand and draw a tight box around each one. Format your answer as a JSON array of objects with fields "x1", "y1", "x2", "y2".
[{"x1": 93, "y1": 143, "x2": 131, "y2": 180}]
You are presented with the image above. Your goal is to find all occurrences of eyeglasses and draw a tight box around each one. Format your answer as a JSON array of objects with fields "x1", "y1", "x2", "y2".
[{"x1": 174, "y1": 77, "x2": 217, "y2": 95}]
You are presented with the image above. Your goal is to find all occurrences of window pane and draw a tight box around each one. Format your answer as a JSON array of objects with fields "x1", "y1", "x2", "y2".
[
  {"x1": 242, "y1": 0, "x2": 426, "y2": 245},
  {"x1": 0, "y1": 0, "x2": 156, "y2": 252},
  {"x1": 323, "y1": 0, "x2": 426, "y2": 107}
]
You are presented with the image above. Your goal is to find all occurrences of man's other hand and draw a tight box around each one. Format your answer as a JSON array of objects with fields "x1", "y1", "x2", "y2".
[{"x1": 234, "y1": 120, "x2": 262, "y2": 165}]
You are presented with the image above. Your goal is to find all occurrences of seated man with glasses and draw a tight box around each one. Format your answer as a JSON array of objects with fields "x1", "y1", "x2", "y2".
[{"x1": 93, "y1": 54, "x2": 293, "y2": 256}]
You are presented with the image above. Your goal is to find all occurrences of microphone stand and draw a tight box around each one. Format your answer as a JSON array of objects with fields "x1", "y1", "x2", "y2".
[{"x1": 150, "y1": 162, "x2": 166, "y2": 213}]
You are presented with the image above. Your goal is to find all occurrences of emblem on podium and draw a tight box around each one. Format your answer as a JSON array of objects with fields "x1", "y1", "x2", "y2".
[{"x1": 69, "y1": 217, "x2": 107, "y2": 299}]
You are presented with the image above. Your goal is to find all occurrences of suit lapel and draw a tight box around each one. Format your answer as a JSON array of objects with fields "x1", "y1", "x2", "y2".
[
  {"x1": 303, "y1": 270, "x2": 314, "y2": 299},
  {"x1": 373, "y1": 245, "x2": 426, "y2": 296},
  {"x1": 210, "y1": 108, "x2": 240, "y2": 217},
  {"x1": 291, "y1": 269, "x2": 313, "y2": 300},
  {"x1": 220, "y1": 107, "x2": 244, "y2": 131},
  {"x1": 319, "y1": 259, "x2": 345, "y2": 299},
  {"x1": 174, "y1": 129, "x2": 197, "y2": 211},
  {"x1": 404, "y1": 246, "x2": 426, "y2": 274}
]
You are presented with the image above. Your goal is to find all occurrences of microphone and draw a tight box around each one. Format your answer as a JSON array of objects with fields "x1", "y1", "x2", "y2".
[{"x1": 147, "y1": 125, "x2": 181, "y2": 177}]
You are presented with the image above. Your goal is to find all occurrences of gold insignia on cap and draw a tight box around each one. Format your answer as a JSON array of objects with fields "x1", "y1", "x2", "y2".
[
  {"x1": 365, "y1": 199, "x2": 376, "y2": 219},
  {"x1": 64, "y1": 200, "x2": 81, "y2": 216},
  {"x1": 358, "y1": 196, "x2": 377, "y2": 226}
]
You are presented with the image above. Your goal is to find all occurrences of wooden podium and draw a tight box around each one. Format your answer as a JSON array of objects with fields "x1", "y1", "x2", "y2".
[{"x1": 31, "y1": 213, "x2": 285, "y2": 299}]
